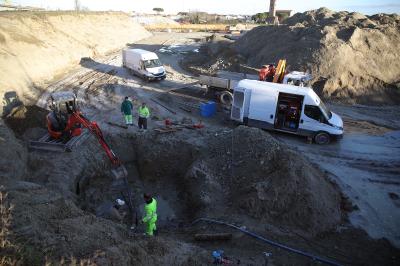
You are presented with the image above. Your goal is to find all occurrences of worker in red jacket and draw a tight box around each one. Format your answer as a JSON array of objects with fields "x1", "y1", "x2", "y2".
[{"x1": 259, "y1": 64, "x2": 276, "y2": 82}]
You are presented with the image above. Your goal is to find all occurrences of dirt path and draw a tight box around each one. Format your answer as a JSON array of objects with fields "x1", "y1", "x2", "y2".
[{"x1": 274, "y1": 104, "x2": 400, "y2": 247}]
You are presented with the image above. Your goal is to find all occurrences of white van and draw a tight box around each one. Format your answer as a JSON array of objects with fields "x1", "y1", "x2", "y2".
[
  {"x1": 231, "y1": 80, "x2": 343, "y2": 144},
  {"x1": 122, "y1": 48, "x2": 166, "y2": 81}
]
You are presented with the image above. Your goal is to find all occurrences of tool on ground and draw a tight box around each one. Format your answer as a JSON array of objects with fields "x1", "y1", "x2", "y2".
[
  {"x1": 212, "y1": 250, "x2": 233, "y2": 265},
  {"x1": 29, "y1": 91, "x2": 127, "y2": 180},
  {"x1": 193, "y1": 218, "x2": 342, "y2": 266}
]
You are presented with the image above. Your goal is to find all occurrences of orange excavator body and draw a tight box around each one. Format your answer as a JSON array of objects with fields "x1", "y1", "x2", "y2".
[
  {"x1": 43, "y1": 92, "x2": 127, "y2": 179},
  {"x1": 258, "y1": 59, "x2": 286, "y2": 83}
]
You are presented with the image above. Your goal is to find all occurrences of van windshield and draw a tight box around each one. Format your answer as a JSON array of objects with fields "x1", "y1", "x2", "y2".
[
  {"x1": 144, "y1": 59, "x2": 162, "y2": 68},
  {"x1": 319, "y1": 101, "x2": 332, "y2": 119}
]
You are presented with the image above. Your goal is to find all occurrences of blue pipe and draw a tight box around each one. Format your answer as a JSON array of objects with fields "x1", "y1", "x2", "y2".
[{"x1": 192, "y1": 218, "x2": 342, "y2": 266}]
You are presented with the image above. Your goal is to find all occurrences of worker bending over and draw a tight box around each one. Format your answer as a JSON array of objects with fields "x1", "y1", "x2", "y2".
[
  {"x1": 259, "y1": 64, "x2": 276, "y2": 82},
  {"x1": 142, "y1": 193, "x2": 158, "y2": 236},
  {"x1": 138, "y1": 102, "x2": 150, "y2": 130},
  {"x1": 120, "y1": 96, "x2": 133, "y2": 126}
]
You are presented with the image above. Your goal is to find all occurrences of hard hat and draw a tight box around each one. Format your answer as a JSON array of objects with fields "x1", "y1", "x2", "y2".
[{"x1": 116, "y1": 199, "x2": 125, "y2": 206}]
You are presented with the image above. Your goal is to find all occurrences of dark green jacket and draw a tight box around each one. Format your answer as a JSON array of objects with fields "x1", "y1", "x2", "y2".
[{"x1": 121, "y1": 100, "x2": 133, "y2": 115}]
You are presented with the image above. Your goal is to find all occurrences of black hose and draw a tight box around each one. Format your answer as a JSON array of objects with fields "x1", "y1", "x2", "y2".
[{"x1": 192, "y1": 218, "x2": 342, "y2": 266}]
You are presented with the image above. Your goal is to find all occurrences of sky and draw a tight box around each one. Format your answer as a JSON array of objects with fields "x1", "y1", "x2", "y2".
[{"x1": 9, "y1": 0, "x2": 400, "y2": 15}]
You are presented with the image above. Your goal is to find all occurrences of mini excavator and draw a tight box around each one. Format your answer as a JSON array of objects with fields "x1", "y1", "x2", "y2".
[
  {"x1": 29, "y1": 91, "x2": 127, "y2": 179},
  {"x1": 259, "y1": 59, "x2": 312, "y2": 86}
]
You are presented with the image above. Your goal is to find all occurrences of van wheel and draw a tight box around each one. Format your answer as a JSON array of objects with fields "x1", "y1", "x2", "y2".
[
  {"x1": 220, "y1": 91, "x2": 233, "y2": 105},
  {"x1": 314, "y1": 132, "x2": 330, "y2": 145}
]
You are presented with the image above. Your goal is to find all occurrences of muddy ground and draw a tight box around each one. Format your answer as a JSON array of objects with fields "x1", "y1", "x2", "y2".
[{"x1": 1, "y1": 32, "x2": 400, "y2": 265}]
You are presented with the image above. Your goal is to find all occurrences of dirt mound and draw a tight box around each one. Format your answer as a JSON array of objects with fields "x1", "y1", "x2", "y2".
[
  {"x1": 234, "y1": 8, "x2": 400, "y2": 104},
  {"x1": 134, "y1": 126, "x2": 342, "y2": 236},
  {"x1": 0, "y1": 11, "x2": 151, "y2": 116},
  {"x1": 0, "y1": 120, "x2": 27, "y2": 183},
  {"x1": 4, "y1": 105, "x2": 48, "y2": 137},
  {"x1": 132, "y1": 15, "x2": 180, "y2": 26},
  {"x1": 180, "y1": 35, "x2": 243, "y2": 75}
]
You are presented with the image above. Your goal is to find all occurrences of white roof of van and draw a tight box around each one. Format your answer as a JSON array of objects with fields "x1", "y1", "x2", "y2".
[
  {"x1": 236, "y1": 79, "x2": 321, "y2": 105},
  {"x1": 123, "y1": 48, "x2": 159, "y2": 60}
]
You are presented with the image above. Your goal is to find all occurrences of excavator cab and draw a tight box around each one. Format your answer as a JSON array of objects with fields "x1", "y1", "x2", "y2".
[
  {"x1": 46, "y1": 92, "x2": 83, "y2": 140},
  {"x1": 49, "y1": 91, "x2": 77, "y2": 114}
]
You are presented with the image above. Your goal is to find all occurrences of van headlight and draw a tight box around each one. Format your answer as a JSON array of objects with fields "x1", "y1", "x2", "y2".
[{"x1": 334, "y1": 125, "x2": 343, "y2": 130}]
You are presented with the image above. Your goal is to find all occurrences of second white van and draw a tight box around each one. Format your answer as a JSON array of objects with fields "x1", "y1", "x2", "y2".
[
  {"x1": 122, "y1": 48, "x2": 166, "y2": 81},
  {"x1": 231, "y1": 79, "x2": 343, "y2": 144}
]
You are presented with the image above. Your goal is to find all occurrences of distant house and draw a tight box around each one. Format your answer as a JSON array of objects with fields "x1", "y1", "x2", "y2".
[
  {"x1": 0, "y1": 4, "x2": 44, "y2": 11},
  {"x1": 276, "y1": 10, "x2": 293, "y2": 18}
]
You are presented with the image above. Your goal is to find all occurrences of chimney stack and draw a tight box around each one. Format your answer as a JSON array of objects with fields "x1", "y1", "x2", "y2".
[{"x1": 267, "y1": 0, "x2": 279, "y2": 25}]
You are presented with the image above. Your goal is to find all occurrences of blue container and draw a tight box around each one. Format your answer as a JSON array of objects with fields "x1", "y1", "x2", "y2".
[{"x1": 200, "y1": 101, "x2": 216, "y2": 117}]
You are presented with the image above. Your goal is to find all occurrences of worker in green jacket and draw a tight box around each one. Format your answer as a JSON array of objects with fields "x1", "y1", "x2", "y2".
[
  {"x1": 138, "y1": 102, "x2": 150, "y2": 130},
  {"x1": 120, "y1": 96, "x2": 133, "y2": 126},
  {"x1": 142, "y1": 193, "x2": 157, "y2": 236}
]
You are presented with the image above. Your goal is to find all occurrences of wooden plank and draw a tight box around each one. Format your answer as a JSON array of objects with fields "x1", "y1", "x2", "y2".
[
  {"x1": 179, "y1": 106, "x2": 192, "y2": 112},
  {"x1": 154, "y1": 127, "x2": 180, "y2": 133},
  {"x1": 194, "y1": 233, "x2": 232, "y2": 241},
  {"x1": 107, "y1": 122, "x2": 128, "y2": 129},
  {"x1": 151, "y1": 99, "x2": 177, "y2": 115}
]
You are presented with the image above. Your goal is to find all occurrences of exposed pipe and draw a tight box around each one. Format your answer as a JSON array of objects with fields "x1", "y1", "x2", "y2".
[{"x1": 192, "y1": 218, "x2": 342, "y2": 266}]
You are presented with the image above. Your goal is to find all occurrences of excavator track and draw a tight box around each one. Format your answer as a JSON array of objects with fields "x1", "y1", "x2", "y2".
[{"x1": 29, "y1": 130, "x2": 89, "y2": 152}]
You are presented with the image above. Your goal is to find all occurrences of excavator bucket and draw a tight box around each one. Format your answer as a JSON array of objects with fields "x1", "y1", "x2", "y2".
[{"x1": 111, "y1": 164, "x2": 128, "y2": 179}]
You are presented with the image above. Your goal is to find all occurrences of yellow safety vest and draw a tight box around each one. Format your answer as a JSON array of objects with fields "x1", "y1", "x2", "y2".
[{"x1": 138, "y1": 106, "x2": 150, "y2": 118}]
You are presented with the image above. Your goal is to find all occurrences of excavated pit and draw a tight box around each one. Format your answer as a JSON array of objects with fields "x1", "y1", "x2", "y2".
[
  {"x1": 72, "y1": 126, "x2": 343, "y2": 237},
  {"x1": 117, "y1": 127, "x2": 343, "y2": 236}
]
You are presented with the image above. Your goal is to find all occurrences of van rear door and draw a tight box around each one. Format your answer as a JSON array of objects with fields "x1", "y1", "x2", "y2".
[
  {"x1": 248, "y1": 89, "x2": 278, "y2": 127},
  {"x1": 231, "y1": 88, "x2": 247, "y2": 122}
]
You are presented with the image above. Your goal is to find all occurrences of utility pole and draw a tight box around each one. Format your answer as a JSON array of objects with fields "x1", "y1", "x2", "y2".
[
  {"x1": 267, "y1": 0, "x2": 279, "y2": 25},
  {"x1": 74, "y1": 0, "x2": 80, "y2": 11}
]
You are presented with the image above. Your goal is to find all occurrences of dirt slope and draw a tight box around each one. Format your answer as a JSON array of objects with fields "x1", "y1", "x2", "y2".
[
  {"x1": 234, "y1": 8, "x2": 400, "y2": 104},
  {"x1": 0, "y1": 11, "x2": 150, "y2": 116},
  {"x1": 135, "y1": 126, "x2": 342, "y2": 236}
]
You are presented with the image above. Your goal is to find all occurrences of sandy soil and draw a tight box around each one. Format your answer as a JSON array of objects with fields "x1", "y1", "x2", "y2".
[
  {"x1": 1, "y1": 31, "x2": 400, "y2": 265},
  {"x1": 0, "y1": 11, "x2": 150, "y2": 116}
]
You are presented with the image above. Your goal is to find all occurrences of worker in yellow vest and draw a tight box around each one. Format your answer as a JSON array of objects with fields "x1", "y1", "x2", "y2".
[
  {"x1": 141, "y1": 193, "x2": 157, "y2": 236},
  {"x1": 138, "y1": 102, "x2": 150, "y2": 130}
]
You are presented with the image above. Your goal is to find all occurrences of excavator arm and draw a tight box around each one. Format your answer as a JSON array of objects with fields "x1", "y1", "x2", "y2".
[{"x1": 72, "y1": 112, "x2": 127, "y2": 178}]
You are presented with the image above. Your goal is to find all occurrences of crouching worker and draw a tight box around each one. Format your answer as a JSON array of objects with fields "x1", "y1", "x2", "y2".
[{"x1": 141, "y1": 193, "x2": 158, "y2": 236}]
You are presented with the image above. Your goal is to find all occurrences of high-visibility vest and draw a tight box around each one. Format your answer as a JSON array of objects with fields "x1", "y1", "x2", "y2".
[
  {"x1": 138, "y1": 106, "x2": 150, "y2": 118},
  {"x1": 142, "y1": 198, "x2": 157, "y2": 223}
]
